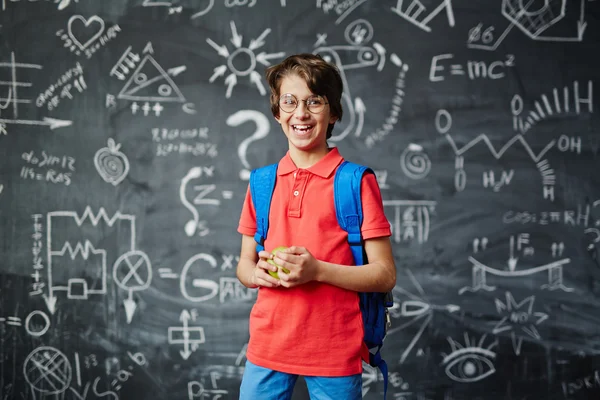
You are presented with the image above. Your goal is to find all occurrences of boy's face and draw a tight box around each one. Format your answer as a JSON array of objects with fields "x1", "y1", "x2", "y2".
[{"x1": 275, "y1": 74, "x2": 337, "y2": 154}]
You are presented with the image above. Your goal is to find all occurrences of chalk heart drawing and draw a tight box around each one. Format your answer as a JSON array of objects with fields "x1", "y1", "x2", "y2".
[
  {"x1": 67, "y1": 15, "x2": 105, "y2": 51},
  {"x1": 94, "y1": 138, "x2": 130, "y2": 186}
]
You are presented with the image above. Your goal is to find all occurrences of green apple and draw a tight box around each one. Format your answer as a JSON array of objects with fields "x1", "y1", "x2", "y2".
[{"x1": 267, "y1": 246, "x2": 289, "y2": 279}]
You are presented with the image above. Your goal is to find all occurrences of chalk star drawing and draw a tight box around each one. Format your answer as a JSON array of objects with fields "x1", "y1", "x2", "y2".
[
  {"x1": 388, "y1": 267, "x2": 460, "y2": 364},
  {"x1": 206, "y1": 21, "x2": 284, "y2": 98},
  {"x1": 441, "y1": 333, "x2": 498, "y2": 383},
  {"x1": 492, "y1": 291, "x2": 548, "y2": 356}
]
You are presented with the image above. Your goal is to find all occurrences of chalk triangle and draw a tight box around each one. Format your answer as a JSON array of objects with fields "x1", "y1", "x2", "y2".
[{"x1": 118, "y1": 55, "x2": 184, "y2": 102}]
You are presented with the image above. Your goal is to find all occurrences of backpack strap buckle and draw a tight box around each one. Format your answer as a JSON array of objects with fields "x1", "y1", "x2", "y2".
[{"x1": 347, "y1": 232, "x2": 363, "y2": 247}]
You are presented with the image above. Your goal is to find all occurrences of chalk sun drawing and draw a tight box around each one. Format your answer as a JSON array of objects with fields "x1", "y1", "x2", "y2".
[{"x1": 206, "y1": 21, "x2": 284, "y2": 98}]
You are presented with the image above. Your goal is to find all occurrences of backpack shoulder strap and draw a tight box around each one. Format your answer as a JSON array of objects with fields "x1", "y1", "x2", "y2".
[
  {"x1": 249, "y1": 163, "x2": 278, "y2": 252},
  {"x1": 334, "y1": 160, "x2": 372, "y2": 265},
  {"x1": 335, "y1": 160, "x2": 391, "y2": 399}
]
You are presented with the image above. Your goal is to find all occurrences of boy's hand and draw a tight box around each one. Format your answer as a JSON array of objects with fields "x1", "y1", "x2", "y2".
[
  {"x1": 250, "y1": 251, "x2": 281, "y2": 288},
  {"x1": 272, "y1": 246, "x2": 320, "y2": 288}
]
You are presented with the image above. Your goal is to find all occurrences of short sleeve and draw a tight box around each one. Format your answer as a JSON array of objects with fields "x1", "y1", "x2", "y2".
[
  {"x1": 237, "y1": 185, "x2": 257, "y2": 236},
  {"x1": 360, "y1": 171, "x2": 391, "y2": 240}
]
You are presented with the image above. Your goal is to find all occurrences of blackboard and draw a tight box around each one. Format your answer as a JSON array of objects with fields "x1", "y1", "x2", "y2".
[{"x1": 1, "y1": 0, "x2": 599, "y2": 399}]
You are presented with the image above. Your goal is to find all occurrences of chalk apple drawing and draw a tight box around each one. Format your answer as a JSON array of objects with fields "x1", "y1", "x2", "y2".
[{"x1": 94, "y1": 138, "x2": 130, "y2": 186}]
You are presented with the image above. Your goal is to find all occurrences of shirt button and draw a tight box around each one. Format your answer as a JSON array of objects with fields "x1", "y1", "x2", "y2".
[
  {"x1": 293, "y1": 172, "x2": 297, "y2": 177},
  {"x1": 293, "y1": 190, "x2": 299, "y2": 196}
]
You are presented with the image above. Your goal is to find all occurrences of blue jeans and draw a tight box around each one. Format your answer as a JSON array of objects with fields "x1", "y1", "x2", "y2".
[{"x1": 239, "y1": 360, "x2": 362, "y2": 400}]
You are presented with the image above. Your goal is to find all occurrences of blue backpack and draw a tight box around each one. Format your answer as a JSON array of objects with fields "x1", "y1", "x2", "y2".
[{"x1": 249, "y1": 160, "x2": 393, "y2": 398}]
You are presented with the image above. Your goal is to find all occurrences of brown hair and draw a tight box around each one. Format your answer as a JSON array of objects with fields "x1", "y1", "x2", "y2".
[{"x1": 265, "y1": 53, "x2": 343, "y2": 139}]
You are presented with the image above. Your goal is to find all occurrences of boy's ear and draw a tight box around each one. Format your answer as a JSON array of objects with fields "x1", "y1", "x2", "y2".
[{"x1": 329, "y1": 114, "x2": 338, "y2": 124}]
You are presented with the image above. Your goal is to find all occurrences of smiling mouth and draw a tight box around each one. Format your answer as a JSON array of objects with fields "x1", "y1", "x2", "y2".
[{"x1": 292, "y1": 125, "x2": 313, "y2": 133}]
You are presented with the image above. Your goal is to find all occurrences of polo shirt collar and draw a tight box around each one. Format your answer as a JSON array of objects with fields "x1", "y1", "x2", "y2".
[{"x1": 278, "y1": 147, "x2": 344, "y2": 178}]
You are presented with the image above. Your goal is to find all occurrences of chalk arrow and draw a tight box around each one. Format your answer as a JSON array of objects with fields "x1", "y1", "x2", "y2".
[
  {"x1": 179, "y1": 310, "x2": 192, "y2": 359},
  {"x1": 206, "y1": 38, "x2": 229, "y2": 58},
  {"x1": 250, "y1": 71, "x2": 266, "y2": 95},
  {"x1": 0, "y1": 117, "x2": 72, "y2": 130},
  {"x1": 256, "y1": 51, "x2": 285, "y2": 66},
  {"x1": 43, "y1": 294, "x2": 57, "y2": 314},
  {"x1": 230, "y1": 21, "x2": 243, "y2": 48},
  {"x1": 168, "y1": 65, "x2": 187, "y2": 77},
  {"x1": 249, "y1": 28, "x2": 271, "y2": 50},
  {"x1": 124, "y1": 290, "x2": 137, "y2": 324}
]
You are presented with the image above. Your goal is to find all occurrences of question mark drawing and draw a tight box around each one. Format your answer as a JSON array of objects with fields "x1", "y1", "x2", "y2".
[{"x1": 226, "y1": 110, "x2": 270, "y2": 180}]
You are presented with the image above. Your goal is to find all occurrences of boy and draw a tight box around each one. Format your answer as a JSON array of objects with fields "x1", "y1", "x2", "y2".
[{"x1": 236, "y1": 53, "x2": 396, "y2": 399}]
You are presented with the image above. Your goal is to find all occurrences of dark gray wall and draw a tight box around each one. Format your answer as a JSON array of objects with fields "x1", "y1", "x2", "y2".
[{"x1": 1, "y1": 0, "x2": 599, "y2": 399}]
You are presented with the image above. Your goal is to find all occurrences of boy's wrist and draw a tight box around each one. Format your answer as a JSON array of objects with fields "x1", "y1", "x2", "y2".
[{"x1": 314, "y1": 260, "x2": 326, "y2": 283}]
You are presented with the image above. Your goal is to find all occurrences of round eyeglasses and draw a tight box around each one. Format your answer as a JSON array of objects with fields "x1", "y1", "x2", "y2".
[{"x1": 279, "y1": 93, "x2": 329, "y2": 114}]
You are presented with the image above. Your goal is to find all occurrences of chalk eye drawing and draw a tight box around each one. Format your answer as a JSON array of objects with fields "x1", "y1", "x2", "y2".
[
  {"x1": 441, "y1": 333, "x2": 498, "y2": 383},
  {"x1": 94, "y1": 138, "x2": 130, "y2": 186},
  {"x1": 67, "y1": 15, "x2": 105, "y2": 51},
  {"x1": 391, "y1": 0, "x2": 455, "y2": 33},
  {"x1": 168, "y1": 310, "x2": 205, "y2": 360},
  {"x1": 113, "y1": 250, "x2": 152, "y2": 323},
  {"x1": 23, "y1": 346, "x2": 72, "y2": 399},
  {"x1": 468, "y1": 0, "x2": 588, "y2": 51},
  {"x1": 400, "y1": 143, "x2": 431, "y2": 179},
  {"x1": 207, "y1": 21, "x2": 285, "y2": 98},
  {"x1": 226, "y1": 110, "x2": 270, "y2": 180},
  {"x1": 492, "y1": 291, "x2": 549, "y2": 356},
  {"x1": 388, "y1": 267, "x2": 460, "y2": 363},
  {"x1": 0, "y1": 52, "x2": 72, "y2": 130}
]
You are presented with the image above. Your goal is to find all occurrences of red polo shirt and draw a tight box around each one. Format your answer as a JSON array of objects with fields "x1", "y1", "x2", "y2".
[{"x1": 238, "y1": 148, "x2": 391, "y2": 376}]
